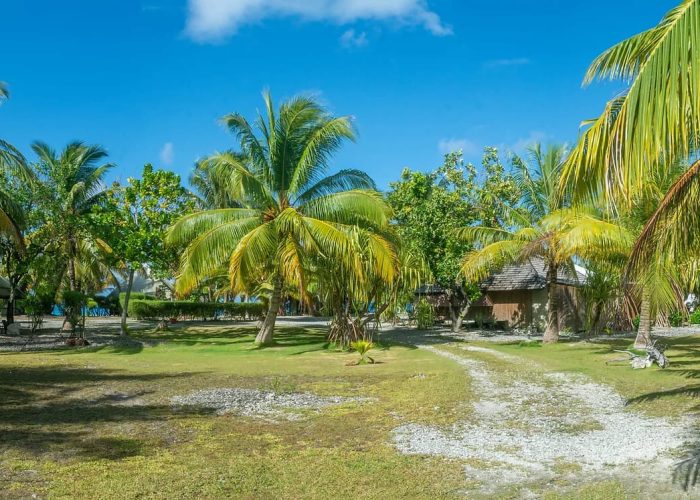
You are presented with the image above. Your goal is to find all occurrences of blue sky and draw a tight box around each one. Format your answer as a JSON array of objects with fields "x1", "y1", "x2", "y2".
[{"x1": 1, "y1": 0, "x2": 676, "y2": 189}]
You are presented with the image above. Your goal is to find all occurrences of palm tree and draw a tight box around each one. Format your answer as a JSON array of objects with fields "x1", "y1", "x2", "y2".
[
  {"x1": 563, "y1": 0, "x2": 700, "y2": 202},
  {"x1": 460, "y1": 144, "x2": 576, "y2": 343},
  {"x1": 168, "y1": 92, "x2": 395, "y2": 345},
  {"x1": 32, "y1": 141, "x2": 113, "y2": 291},
  {"x1": 0, "y1": 81, "x2": 8, "y2": 103},
  {"x1": 190, "y1": 158, "x2": 242, "y2": 209}
]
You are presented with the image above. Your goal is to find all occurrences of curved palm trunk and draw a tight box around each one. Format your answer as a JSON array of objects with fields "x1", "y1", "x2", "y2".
[
  {"x1": 256, "y1": 277, "x2": 282, "y2": 345},
  {"x1": 635, "y1": 290, "x2": 652, "y2": 348},
  {"x1": 543, "y1": 262, "x2": 559, "y2": 344}
]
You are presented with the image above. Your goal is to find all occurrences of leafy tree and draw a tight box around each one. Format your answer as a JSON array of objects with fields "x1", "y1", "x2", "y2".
[
  {"x1": 168, "y1": 92, "x2": 394, "y2": 345},
  {"x1": 388, "y1": 148, "x2": 521, "y2": 331},
  {"x1": 92, "y1": 164, "x2": 195, "y2": 335}
]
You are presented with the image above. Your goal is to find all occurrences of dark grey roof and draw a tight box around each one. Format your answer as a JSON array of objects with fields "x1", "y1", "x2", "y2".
[{"x1": 481, "y1": 257, "x2": 584, "y2": 291}]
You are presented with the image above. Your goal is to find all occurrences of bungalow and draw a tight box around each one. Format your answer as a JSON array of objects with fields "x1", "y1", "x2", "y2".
[{"x1": 470, "y1": 257, "x2": 585, "y2": 331}]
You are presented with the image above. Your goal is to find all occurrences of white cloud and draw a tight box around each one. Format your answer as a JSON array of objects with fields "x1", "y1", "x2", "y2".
[
  {"x1": 185, "y1": 0, "x2": 451, "y2": 42},
  {"x1": 340, "y1": 29, "x2": 368, "y2": 48},
  {"x1": 508, "y1": 131, "x2": 548, "y2": 154},
  {"x1": 438, "y1": 138, "x2": 479, "y2": 156},
  {"x1": 484, "y1": 57, "x2": 531, "y2": 68},
  {"x1": 159, "y1": 142, "x2": 174, "y2": 166}
]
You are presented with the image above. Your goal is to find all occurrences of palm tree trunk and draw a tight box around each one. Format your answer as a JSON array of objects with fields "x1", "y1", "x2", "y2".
[
  {"x1": 256, "y1": 276, "x2": 282, "y2": 345},
  {"x1": 67, "y1": 258, "x2": 77, "y2": 291},
  {"x1": 635, "y1": 290, "x2": 652, "y2": 348},
  {"x1": 543, "y1": 262, "x2": 559, "y2": 344},
  {"x1": 120, "y1": 268, "x2": 135, "y2": 336},
  {"x1": 68, "y1": 237, "x2": 78, "y2": 291}
]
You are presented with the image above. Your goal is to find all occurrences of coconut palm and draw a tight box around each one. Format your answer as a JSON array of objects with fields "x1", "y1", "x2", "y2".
[
  {"x1": 563, "y1": 0, "x2": 700, "y2": 202},
  {"x1": 32, "y1": 141, "x2": 113, "y2": 291},
  {"x1": 168, "y1": 92, "x2": 395, "y2": 345},
  {"x1": 460, "y1": 144, "x2": 580, "y2": 343},
  {"x1": 190, "y1": 158, "x2": 243, "y2": 209}
]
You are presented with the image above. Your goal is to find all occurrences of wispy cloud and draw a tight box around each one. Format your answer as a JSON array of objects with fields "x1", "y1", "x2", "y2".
[
  {"x1": 484, "y1": 57, "x2": 531, "y2": 69},
  {"x1": 508, "y1": 131, "x2": 548, "y2": 154},
  {"x1": 185, "y1": 0, "x2": 452, "y2": 42},
  {"x1": 438, "y1": 138, "x2": 479, "y2": 156},
  {"x1": 340, "y1": 29, "x2": 368, "y2": 48},
  {"x1": 160, "y1": 142, "x2": 174, "y2": 166}
]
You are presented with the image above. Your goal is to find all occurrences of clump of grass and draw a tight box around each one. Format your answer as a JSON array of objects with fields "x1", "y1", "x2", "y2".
[
  {"x1": 518, "y1": 340, "x2": 541, "y2": 348},
  {"x1": 260, "y1": 376, "x2": 297, "y2": 393},
  {"x1": 350, "y1": 340, "x2": 375, "y2": 365}
]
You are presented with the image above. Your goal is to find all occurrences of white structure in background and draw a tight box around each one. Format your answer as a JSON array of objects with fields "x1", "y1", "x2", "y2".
[{"x1": 116, "y1": 266, "x2": 175, "y2": 299}]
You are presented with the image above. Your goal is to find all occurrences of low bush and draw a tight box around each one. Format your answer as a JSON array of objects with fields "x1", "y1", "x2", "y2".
[
  {"x1": 128, "y1": 300, "x2": 265, "y2": 322},
  {"x1": 415, "y1": 299, "x2": 434, "y2": 329},
  {"x1": 689, "y1": 309, "x2": 700, "y2": 325},
  {"x1": 669, "y1": 310, "x2": 684, "y2": 327}
]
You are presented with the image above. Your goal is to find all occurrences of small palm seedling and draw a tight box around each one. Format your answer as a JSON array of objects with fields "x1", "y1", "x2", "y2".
[{"x1": 350, "y1": 340, "x2": 375, "y2": 365}]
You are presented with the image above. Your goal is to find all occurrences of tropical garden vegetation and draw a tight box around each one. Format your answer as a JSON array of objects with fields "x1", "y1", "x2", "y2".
[{"x1": 3, "y1": 1, "x2": 700, "y2": 497}]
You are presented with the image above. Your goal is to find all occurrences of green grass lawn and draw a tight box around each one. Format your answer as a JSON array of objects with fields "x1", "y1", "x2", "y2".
[
  {"x1": 1, "y1": 326, "x2": 699, "y2": 499},
  {"x1": 0, "y1": 325, "x2": 471, "y2": 499}
]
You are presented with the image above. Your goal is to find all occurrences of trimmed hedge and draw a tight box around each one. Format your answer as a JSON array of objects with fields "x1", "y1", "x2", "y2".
[{"x1": 128, "y1": 300, "x2": 265, "y2": 321}]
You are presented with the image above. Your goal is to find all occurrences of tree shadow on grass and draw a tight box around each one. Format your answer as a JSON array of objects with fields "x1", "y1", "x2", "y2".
[{"x1": 0, "y1": 365, "x2": 211, "y2": 460}]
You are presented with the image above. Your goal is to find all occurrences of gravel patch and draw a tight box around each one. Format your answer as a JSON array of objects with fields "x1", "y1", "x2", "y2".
[
  {"x1": 171, "y1": 388, "x2": 367, "y2": 420},
  {"x1": 393, "y1": 345, "x2": 691, "y2": 491}
]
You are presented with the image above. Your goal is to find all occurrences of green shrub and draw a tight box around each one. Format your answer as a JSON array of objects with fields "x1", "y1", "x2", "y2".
[
  {"x1": 128, "y1": 300, "x2": 264, "y2": 321},
  {"x1": 632, "y1": 315, "x2": 640, "y2": 330},
  {"x1": 415, "y1": 299, "x2": 434, "y2": 329},
  {"x1": 21, "y1": 295, "x2": 45, "y2": 333},
  {"x1": 669, "y1": 310, "x2": 683, "y2": 327},
  {"x1": 120, "y1": 292, "x2": 155, "y2": 309},
  {"x1": 62, "y1": 291, "x2": 87, "y2": 335},
  {"x1": 690, "y1": 309, "x2": 700, "y2": 325}
]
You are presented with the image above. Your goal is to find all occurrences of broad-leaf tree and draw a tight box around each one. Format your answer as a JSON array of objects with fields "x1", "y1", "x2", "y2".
[
  {"x1": 168, "y1": 92, "x2": 395, "y2": 345},
  {"x1": 92, "y1": 164, "x2": 195, "y2": 335}
]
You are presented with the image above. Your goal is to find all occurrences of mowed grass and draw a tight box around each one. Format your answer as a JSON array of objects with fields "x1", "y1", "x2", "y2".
[
  {"x1": 3, "y1": 326, "x2": 700, "y2": 499},
  {"x1": 0, "y1": 325, "x2": 471, "y2": 499}
]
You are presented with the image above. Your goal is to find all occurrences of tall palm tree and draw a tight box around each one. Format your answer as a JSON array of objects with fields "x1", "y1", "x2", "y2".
[
  {"x1": 561, "y1": 2, "x2": 700, "y2": 341},
  {"x1": 461, "y1": 144, "x2": 577, "y2": 343},
  {"x1": 32, "y1": 141, "x2": 113, "y2": 291},
  {"x1": 168, "y1": 92, "x2": 395, "y2": 345}
]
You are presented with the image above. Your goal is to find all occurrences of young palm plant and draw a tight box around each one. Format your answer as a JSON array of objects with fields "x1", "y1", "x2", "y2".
[{"x1": 168, "y1": 92, "x2": 395, "y2": 345}]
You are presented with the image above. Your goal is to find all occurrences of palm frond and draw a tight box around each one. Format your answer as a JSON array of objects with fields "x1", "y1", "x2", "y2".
[
  {"x1": 564, "y1": 0, "x2": 700, "y2": 201},
  {"x1": 460, "y1": 239, "x2": 528, "y2": 284}
]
